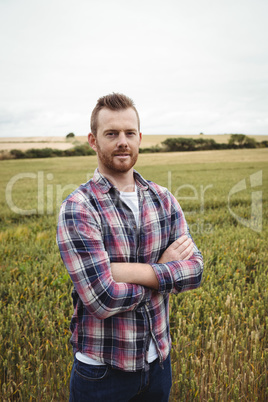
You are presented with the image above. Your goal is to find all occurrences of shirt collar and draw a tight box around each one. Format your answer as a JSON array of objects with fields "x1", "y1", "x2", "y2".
[{"x1": 92, "y1": 168, "x2": 149, "y2": 194}]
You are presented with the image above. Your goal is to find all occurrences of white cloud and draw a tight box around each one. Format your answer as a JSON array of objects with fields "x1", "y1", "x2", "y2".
[{"x1": 0, "y1": 0, "x2": 267, "y2": 137}]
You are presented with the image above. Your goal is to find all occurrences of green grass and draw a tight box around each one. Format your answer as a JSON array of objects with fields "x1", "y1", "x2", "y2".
[{"x1": 0, "y1": 151, "x2": 267, "y2": 401}]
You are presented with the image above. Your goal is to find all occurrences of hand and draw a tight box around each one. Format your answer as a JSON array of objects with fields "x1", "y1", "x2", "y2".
[{"x1": 157, "y1": 235, "x2": 194, "y2": 264}]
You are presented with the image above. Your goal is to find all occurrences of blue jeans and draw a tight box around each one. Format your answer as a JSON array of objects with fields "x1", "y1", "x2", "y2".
[{"x1": 69, "y1": 354, "x2": 172, "y2": 402}]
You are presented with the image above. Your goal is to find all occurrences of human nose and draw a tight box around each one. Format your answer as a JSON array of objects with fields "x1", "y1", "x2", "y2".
[{"x1": 117, "y1": 132, "x2": 128, "y2": 148}]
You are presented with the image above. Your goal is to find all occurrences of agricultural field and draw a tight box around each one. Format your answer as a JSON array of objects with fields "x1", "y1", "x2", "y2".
[
  {"x1": 1, "y1": 134, "x2": 268, "y2": 151},
  {"x1": 0, "y1": 149, "x2": 267, "y2": 401}
]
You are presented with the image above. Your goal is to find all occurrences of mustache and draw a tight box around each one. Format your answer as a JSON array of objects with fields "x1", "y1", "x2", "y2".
[{"x1": 113, "y1": 152, "x2": 132, "y2": 156}]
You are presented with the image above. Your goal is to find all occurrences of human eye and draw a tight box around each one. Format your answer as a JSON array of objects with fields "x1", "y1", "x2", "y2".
[{"x1": 106, "y1": 132, "x2": 116, "y2": 137}]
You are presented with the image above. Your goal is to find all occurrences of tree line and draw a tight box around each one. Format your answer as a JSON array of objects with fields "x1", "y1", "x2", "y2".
[
  {"x1": 140, "y1": 134, "x2": 268, "y2": 153},
  {"x1": 1, "y1": 134, "x2": 267, "y2": 160},
  {"x1": 4, "y1": 143, "x2": 96, "y2": 160}
]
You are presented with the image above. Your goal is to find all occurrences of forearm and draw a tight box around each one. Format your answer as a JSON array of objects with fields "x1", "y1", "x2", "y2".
[
  {"x1": 111, "y1": 262, "x2": 159, "y2": 290},
  {"x1": 111, "y1": 235, "x2": 198, "y2": 290},
  {"x1": 151, "y1": 250, "x2": 204, "y2": 294},
  {"x1": 111, "y1": 252, "x2": 203, "y2": 295},
  {"x1": 111, "y1": 236, "x2": 197, "y2": 291}
]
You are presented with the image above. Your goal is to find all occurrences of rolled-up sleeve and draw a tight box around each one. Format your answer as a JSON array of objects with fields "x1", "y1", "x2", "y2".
[{"x1": 57, "y1": 200, "x2": 151, "y2": 319}]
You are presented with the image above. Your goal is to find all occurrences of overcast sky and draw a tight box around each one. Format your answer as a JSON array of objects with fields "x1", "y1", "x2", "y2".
[{"x1": 0, "y1": 0, "x2": 267, "y2": 138}]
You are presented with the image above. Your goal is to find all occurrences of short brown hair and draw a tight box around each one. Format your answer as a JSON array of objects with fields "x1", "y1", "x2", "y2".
[{"x1": 90, "y1": 93, "x2": 140, "y2": 136}]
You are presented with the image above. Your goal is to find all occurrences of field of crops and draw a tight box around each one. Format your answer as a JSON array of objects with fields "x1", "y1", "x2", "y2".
[{"x1": 0, "y1": 149, "x2": 267, "y2": 401}]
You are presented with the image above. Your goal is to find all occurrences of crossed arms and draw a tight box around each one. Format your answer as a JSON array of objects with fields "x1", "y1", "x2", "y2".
[
  {"x1": 57, "y1": 193, "x2": 203, "y2": 319},
  {"x1": 111, "y1": 235, "x2": 194, "y2": 290}
]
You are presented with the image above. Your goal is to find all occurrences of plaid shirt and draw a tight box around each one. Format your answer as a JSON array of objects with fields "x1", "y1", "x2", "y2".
[{"x1": 57, "y1": 169, "x2": 203, "y2": 372}]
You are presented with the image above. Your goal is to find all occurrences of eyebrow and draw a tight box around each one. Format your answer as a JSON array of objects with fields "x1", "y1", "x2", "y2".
[{"x1": 103, "y1": 129, "x2": 138, "y2": 134}]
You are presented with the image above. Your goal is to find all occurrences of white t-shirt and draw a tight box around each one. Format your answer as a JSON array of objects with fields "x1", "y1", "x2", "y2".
[{"x1": 76, "y1": 186, "x2": 158, "y2": 365}]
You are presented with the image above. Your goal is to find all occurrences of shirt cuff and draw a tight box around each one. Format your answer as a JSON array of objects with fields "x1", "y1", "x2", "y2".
[
  {"x1": 151, "y1": 262, "x2": 177, "y2": 293},
  {"x1": 135, "y1": 285, "x2": 153, "y2": 308}
]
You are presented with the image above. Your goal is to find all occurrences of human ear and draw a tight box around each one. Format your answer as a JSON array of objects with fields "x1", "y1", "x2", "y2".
[
  {"x1": 139, "y1": 132, "x2": 142, "y2": 146},
  {"x1": 88, "y1": 133, "x2": 97, "y2": 152}
]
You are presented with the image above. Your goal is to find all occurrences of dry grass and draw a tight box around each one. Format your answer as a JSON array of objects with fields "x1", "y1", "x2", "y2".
[
  {"x1": 0, "y1": 136, "x2": 73, "y2": 143},
  {"x1": 0, "y1": 142, "x2": 74, "y2": 151},
  {"x1": 136, "y1": 148, "x2": 268, "y2": 166},
  {"x1": 0, "y1": 136, "x2": 81, "y2": 151}
]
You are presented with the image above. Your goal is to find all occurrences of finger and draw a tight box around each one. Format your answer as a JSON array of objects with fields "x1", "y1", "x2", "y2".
[
  {"x1": 183, "y1": 247, "x2": 194, "y2": 260},
  {"x1": 177, "y1": 237, "x2": 192, "y2": 251},
  {"x1": 172, "y1": 235, "x2": 189, "y2": 249},
  {"x1": 177, "y1": 240, "x2": 193, "y2": 259},
  {"x1": 181, "y1": 242, "x2": 194, "y2": 260},
  {"x1": 185, "y1": 240, "x2": 194, "y2": 252}
]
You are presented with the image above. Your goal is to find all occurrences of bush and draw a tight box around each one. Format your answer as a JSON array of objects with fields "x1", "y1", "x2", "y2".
[
  {"x1": 139, "y1": 145, "x2": 162, "y2": 153},
  {"x1": 193, "y1": 138, "x2": 217, "y2": 150},
  {"x1": 5, "y1": 145, "x2": 95, "y2": 160},
  {"x1": 72, "y1": 144, "x2": 95, "y2": 156},
  {"x1": 66, "y1": 144, "x2": 95, "y2": 156},
  {"x1": 10, "y1": 149, "x2": 25, "y2": 159},
  {"x1": 24, "y1": 148, "x2": 56, "y2": 158},
  {"x1": 66, "y1": 132, "x2": 75, "y2": 138},
  {"x1": 228, "y1": 134, "x2": 247, "y2": 147},
  {"x1": 244, "y1": 137, "x2": 257, "y2": 148},
  {"x1": 161, "y1": 137, "x2": 221, "y2": 152},
  {"x1": 228, "y1": 135, "x2": 258, "y2": 149},
  {"x1": 260, "y1": 140, "x2": 268, "y2": 148},
  {"x1": 162, "y1": 137, "x2": 196, "y2": 152},
  {"x1": 51, "y1": 149, "x2": 64, "y2": 157}
]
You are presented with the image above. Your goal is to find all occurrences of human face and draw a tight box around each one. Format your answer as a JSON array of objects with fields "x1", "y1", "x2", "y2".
[{"x1": 88, "y1": 108, "x2": 142, "y2": 176}]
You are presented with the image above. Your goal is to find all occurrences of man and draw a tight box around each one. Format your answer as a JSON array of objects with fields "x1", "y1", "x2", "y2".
[{"x1": 57, "y1": 93, "x2": 203, "y2": 401}]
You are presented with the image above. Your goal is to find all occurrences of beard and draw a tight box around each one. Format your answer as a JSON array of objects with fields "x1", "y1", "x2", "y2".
[{"x1": 95, "y1": 142, "x2": 139, "y2": 174}]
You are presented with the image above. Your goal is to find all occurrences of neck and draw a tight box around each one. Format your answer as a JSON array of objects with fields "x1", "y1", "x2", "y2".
[{"x1": 99, "y1": 168, "x2": 135, "y2": 192}]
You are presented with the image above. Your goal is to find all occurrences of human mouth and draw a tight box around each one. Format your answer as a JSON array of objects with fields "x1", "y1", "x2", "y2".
[{"x1": 114, "y1": 153, "x2": 130, "y2": 158}]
